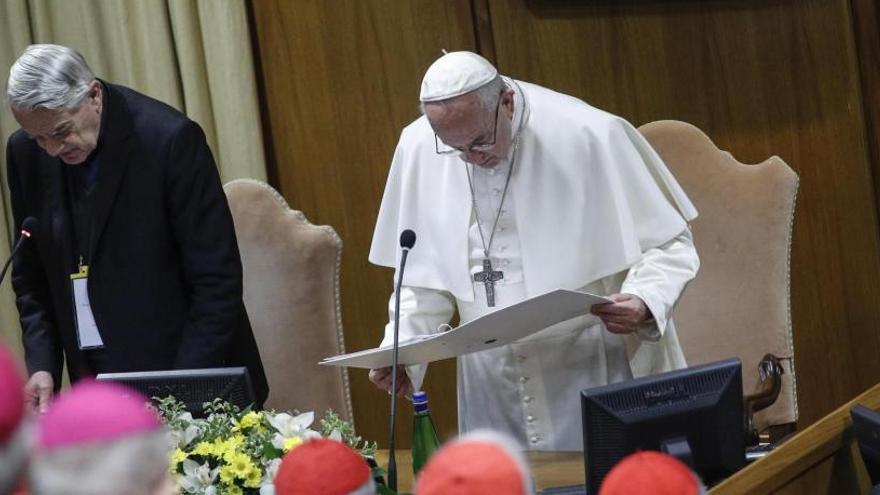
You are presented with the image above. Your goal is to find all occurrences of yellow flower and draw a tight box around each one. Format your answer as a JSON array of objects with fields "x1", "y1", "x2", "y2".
[
  {"x1": 226, "y1": 485, "x2": 243, "y2": 495},
  {"x1": 192, "y1": 441, "x2": 217, "y2": 457},
  {"x1": 169, "y1": 448, "x2": 187, "y2": 472},
  {"x1": 220, "y1": 466, "x2": 237, "y2": 484},
  {"x1": 226, "y1": 451, "x2": 257, "y2": 478},
  {"x1": 223, "y1": 435, "x2": 245, "y2": 451},
  {"x1": 230, "y1": 434, "x2": 246, "y2": 448},
  {"x1": 244, "y1": 466, "x2": 263, "y2": 488},
  {"x1": 283, "y1": 436, "x2": 303, "y2": 452},
  {"x1": 236, "y1": 411, "x2": 264, "y2": 431},
  {"x1": 217, "y1": 438, "x2": 244, "y2": 463}
]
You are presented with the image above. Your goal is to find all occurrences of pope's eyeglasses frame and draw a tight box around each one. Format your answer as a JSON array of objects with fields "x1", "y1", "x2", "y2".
[{"x1": 433, "y1": 92, "x2": 504, "y2": 156}]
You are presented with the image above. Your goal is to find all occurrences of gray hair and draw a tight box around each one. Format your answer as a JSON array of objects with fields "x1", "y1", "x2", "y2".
[
  {"x1": 6, "y1": 44, "x2": 95, "y2": 112},
  {"x1": 29, "y1": 429, "x2": 171, "y2": 495},
  {"x1": 473, "y1": 76, "x2": 506, "y2": 111},
  {"x1": 420, "y1": 75, "x2": 506, "y2": 115}
]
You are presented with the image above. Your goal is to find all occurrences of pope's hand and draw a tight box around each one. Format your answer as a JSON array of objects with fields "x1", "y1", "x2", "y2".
[
  {"x1": 25, "y1": 371, "x2": 53, "y2": 414},
  {"x1": 590, "y1": 293, "x2": 650, "y2": 334},
  {"x1": 369, "y1": 366, "x2": 412, "y2": 397}
]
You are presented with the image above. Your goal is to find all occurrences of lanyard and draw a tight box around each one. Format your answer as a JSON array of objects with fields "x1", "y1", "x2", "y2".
[{"x1": 63, "y1": 165, "x2": 95, "y2": 270}]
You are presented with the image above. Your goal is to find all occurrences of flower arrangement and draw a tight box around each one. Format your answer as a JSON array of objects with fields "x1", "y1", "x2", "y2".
[{"x1": 157, "y1": 397, "x2": 377, "y2": 495}]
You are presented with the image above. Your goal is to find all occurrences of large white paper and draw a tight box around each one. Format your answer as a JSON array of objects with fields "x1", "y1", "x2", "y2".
[{"x1": 320, "y1": 288, "x2": 612, "y2": 369}]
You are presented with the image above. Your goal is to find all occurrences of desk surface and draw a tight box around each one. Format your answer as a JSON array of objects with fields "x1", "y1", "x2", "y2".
[{"x1": 376, "y1": 450, "x2": 585, "y2": 493}]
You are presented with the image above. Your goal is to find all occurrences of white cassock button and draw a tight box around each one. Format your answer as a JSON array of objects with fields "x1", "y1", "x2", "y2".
[
  {"x1": 519, "y1": 377, "x2": 529, "y2": 383},
  {"x1": 530, "y1": 436, "x2": 540, "y2": 444},
  {"x1": 523, "y1": 396, "x2": 533, "y2": 403},
  {"x1": 527, "y1": 415, "x2": 536, "y2": 423}
]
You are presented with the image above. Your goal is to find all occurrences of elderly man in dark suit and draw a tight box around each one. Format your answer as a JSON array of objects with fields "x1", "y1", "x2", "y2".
[{"x1": 4, "y1": 44, "x2": 268, "y2": 412}]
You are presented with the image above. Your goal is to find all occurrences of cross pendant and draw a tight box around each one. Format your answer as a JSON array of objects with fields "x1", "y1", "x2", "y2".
[{"x1": 473, "y1": 258, "x2": 504, "y2": 307}]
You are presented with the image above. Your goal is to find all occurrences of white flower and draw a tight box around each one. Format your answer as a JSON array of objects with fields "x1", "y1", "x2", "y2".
[
  {"x1": 178, "y1": 459, "x2": 219, "y2": 494},
  {"x1": 267, "y1": 411, "x2": 316, "y2": 437},
  {"x1": 168, "y1": 412, "x2": 201, "y2": 449},
  {"x1": 169, "y1": 426, "x2": 200, "y2": 450},
  {"x1": 267, "y1": 411, "x2": 322, "y2": 451},
  {"x1": 271, "y1": 433, "x2": 284, "y2": 451},
  {"x1": 265, "y1": 458, "x2": 282, "y2": 481},
  {"x1": 257, "y1": 458, "x2": 283, "y2": 495}
]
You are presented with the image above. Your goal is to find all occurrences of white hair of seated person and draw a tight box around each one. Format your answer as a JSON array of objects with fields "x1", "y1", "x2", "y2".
[
  {"x1": 6, "y1": 44, "x2": 95, "y2": 111},
  {"x1": 0, "y1": 421, "x2": 33, "y2": 495},
  {"x1": 29, "y1": 429, "x2": 174, "y2": 495}
]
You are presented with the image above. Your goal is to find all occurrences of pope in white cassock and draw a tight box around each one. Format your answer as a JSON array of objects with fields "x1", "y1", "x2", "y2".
[{"x1": 368, "y1": 51, "x2": 700, "y2": 452}]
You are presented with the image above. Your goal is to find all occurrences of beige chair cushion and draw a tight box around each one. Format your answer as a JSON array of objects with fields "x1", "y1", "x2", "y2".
[
  {"x1": 224, "y1": 179, "x2": 353, "y2": 421},
  {"x1": 639, "y1": 121, "x2": 799, "y2": 430}
]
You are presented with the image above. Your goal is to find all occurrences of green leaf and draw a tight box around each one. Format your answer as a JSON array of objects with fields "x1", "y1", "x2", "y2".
[{"x1": 262, "y1": 440, "x2": 283, "y2": 460}]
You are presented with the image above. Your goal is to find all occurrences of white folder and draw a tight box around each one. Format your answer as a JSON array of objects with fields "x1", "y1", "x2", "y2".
[{"x1": 319, "y1": 288, "x2": 612, "y2": 369}]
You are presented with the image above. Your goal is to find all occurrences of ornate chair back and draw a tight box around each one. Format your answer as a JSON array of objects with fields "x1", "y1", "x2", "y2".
[
  {"x1": 224, "y1": 179, "x2": 353, "y2": 421},
  {"x1": 639, "y1": 121, "x2": 799, "y2": 432}
]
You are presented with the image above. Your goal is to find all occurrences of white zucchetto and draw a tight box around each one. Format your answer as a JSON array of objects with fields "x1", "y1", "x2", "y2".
[{"x1": 420, "y1": 51, "x2": 499, "y2": 102}]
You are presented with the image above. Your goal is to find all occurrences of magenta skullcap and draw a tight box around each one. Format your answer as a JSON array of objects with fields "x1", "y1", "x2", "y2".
[
  {"x1": 37, "y1": 380, "x2": 161, "y2": 451},
  {"x1": 0, "y1": 343, "x2": 25, "y2": 443}
]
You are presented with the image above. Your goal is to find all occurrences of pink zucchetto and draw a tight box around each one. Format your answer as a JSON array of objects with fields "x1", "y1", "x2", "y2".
[
  {"x1": 37, "y1": 380, "x2": 160, "y2": 451},
  {"x1": 0, "y1": 342, "x2": 25, "y2": 443}
]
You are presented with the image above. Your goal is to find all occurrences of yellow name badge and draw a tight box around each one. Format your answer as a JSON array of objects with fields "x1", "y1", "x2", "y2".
[{"x1": 69, "y1": 264, "x2": 104, "y2": 349}]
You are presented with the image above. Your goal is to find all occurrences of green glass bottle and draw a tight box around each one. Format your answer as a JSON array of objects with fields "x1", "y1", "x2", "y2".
[{"x1": 411, "y1": 390, "x2": 441, "y2": 475}]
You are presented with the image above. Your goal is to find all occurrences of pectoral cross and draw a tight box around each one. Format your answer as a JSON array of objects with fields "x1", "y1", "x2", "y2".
[{"x1": 473, "y1": 258, "x2": 504, "y2": 307}]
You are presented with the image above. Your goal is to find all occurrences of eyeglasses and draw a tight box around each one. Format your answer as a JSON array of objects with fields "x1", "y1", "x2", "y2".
[{"x1": 434, "y1": 94, "x2": 503, "y2": 156}]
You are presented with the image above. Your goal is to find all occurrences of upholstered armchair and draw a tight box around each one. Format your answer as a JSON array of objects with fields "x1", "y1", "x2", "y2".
[
  {"x1": 639, "y1": 121, "x2": 799, "y2": 436},
  {"x1": 224, "y1": 179, "x2": 353, "y2": 422}
]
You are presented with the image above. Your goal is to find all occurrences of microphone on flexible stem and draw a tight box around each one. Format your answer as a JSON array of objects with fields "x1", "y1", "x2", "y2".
[
  {"x1": 387, "y1": 228, "x2": 416, "y2": 492},
  {"x1": 0, "y1": 217, "x2": 39, "y2": 287}
]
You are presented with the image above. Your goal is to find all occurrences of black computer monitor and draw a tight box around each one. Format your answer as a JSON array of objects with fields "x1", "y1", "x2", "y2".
[
  {"x1": 850, "y1": 404, "x2": 880, "y2": 487},
  {"x1": 96, "y1": 366, "x2": 256, "y2": 417},
  {"x1": 581, "y1": 358, "x2": 746, "y2": 494}
]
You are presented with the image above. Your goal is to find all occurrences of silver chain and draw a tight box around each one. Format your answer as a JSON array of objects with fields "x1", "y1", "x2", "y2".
[{"x1": 466, "y1": 137, "x2": 520, "y2": 259}]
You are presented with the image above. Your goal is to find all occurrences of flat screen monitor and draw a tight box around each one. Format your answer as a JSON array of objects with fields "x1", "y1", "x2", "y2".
[
  {"x1": 850, "y1": 404, "x2": 880, "y2": 487},
  {"x1": 581, "y1": 358, "x2": 745, "y2": 493},
  {"x1": 96, "y1": 366, "x2": 256, "y2": 417}
]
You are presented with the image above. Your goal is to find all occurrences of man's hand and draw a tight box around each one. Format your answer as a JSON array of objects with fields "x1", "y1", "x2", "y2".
[
  {"x1": 368, "y1": 366, "x2": 412, "y2": 397},
  {"x1": 591, "y1": 293, "x2": 650, "y2": 334},
  {"x1": 25, "y1": 371, "x2": 53, "y2": 413}
]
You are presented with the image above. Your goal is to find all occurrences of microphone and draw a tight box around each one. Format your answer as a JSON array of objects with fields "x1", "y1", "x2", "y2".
[
  {"x1": 387, "y1": 229, "x2": 416, "y2": 492},
  {"x1": 400, "y1": 229, "x2": 416, "y2": 250},
  {"x1": 0, "y1": 217, "x2": 38, "y2": 287}
]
